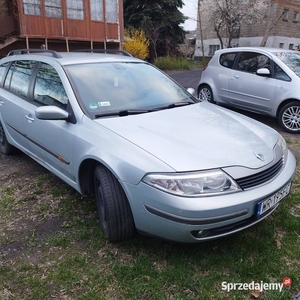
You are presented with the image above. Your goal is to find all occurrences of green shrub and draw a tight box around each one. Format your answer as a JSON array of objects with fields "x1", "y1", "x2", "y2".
[
  {"x1": 153, "y1": 56, "x2": 203, "y2": 71},
  {"x1": 124, "y1": 29, "x2": 149, "y2": 60}
]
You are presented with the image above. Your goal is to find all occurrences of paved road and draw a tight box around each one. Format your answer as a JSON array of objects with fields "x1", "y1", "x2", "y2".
[{"x1": 167, "y1": 69, "x2": 201, "y2": 91}]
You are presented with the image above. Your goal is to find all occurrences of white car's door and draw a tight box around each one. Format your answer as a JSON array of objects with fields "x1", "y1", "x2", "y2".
[{"x1": 228, "y1": 52, "x2": 277, "y2": 113}]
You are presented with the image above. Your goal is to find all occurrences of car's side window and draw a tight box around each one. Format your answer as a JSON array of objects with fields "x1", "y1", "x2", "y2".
[
  {"x1": 4, "y1": 60, "x2": 35, "y2": 98},
  {"x1": 274, "y1": 63, "x2": 291, "y2": 81},
  {"x1": 33, "y1": 63, "x2": 68, "y2": 109},
  {"x1": 0, "y1": 62, "x2": 9, "y2": 86},
  {"x1": 236, "y1": 52, "x2": 270, "y2": 74},
  {"x1": 219, "y1": 53, "x2": 237, "y2": 69}
]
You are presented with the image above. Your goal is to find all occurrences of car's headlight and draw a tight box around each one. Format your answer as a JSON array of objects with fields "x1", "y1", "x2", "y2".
[
  {"x1": 142, "y1": 170, "x2": 241, "y2": 197},
  {"x1": 277, "y1": 134, "x2": 287, "y2": 155}
]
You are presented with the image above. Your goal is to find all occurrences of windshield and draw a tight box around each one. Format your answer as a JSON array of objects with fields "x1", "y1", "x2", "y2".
[
  {"x1": 65, "y1": 62, "x2": 197, "y2": 118},
  {"x1": 273, "y1": 51, "x2": 300, "y2": 77}
]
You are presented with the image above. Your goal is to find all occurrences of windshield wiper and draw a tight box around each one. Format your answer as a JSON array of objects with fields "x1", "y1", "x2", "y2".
[
  {"x1": 154, "y1": 101, "x2": 195, "y2": 111},
  {"x1": 95, "y1": 109, "x2": 150, "y2": 118},
  {"x1": 94, "y1": 101, "x2": 195, "y2": 118}
]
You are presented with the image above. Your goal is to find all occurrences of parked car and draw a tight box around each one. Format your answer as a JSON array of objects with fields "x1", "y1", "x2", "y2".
[
  {"x1": 197, "y1": 47, "x2": 300, "y2": 133},
  {"x1": 0, "y1": 49, "x2": 296, "y2": 243}
]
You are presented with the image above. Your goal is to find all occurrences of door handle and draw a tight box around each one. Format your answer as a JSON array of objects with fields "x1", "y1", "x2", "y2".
[
  {"x1": 233, "y1": 75, "x2": 240, "y2": 79},
  {"x1": 0, "y1": 100, "x2": 4, "y2": 105},
  {"x1": 25, "y1": 114, "x2": 35, "y2": 122}
]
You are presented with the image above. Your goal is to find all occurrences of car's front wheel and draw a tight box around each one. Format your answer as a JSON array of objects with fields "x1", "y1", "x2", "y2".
[
  {"x1": 198, "y1": 85, "x2": 214, "y2": 103},
  {"x1": 278, "y1": 102, "x2": 300, "y2": 133},
  {"x1": 0, "y1": 121, "x2": 15, "y2": 155},
  {"x1": 94, "y1": 165, "x2": 135, "y2": 242}
]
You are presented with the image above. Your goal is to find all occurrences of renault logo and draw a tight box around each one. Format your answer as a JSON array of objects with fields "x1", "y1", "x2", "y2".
[{"x1": 254, "y1": 152, "x2": 265, "y2": 162}]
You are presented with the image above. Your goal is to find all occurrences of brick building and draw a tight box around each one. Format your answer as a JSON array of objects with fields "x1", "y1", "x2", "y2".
[
  {"x1": 0, "y1": 0, "x2": 124, "y2": 57},
  {"x1": 194, "y1": 0, "x2": 300, "y2": 58}
]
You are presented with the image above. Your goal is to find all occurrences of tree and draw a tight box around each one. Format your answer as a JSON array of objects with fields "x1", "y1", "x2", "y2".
[
  {"x1": 123, "y1": 0, "x2": 187, "y2": 60},
  {"x1": 212, "y1": 0, "x2": 267, "y2": 48},
  {"x1": 197, "y1": 0, "x2": 205, "y2": 60},
  {"x1": 260, "y1": 0, "x2": 284, "y2": 47}
]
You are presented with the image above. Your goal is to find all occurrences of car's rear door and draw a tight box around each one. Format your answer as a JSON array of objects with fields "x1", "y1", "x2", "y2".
[
  {"x1": 0, "y1": 60, "x2": 36, "y2": 152},
  {"x1": 228, "y1": 51, "x2": 277, "y2": 113}
]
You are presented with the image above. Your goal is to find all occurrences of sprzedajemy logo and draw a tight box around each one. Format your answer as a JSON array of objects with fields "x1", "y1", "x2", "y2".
[{"x1": 222, "y1": 277, "x2": 292, "y2": 293}]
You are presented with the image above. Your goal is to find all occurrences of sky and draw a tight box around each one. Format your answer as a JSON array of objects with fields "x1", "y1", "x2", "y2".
[{"x1": 180, "y1": 0, "x2": 198, "y2": 30}]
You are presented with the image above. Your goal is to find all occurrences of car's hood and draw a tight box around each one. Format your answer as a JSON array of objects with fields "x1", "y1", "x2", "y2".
[{"x1": 95, "y1": 102, "x2": 278, "y2": 172}]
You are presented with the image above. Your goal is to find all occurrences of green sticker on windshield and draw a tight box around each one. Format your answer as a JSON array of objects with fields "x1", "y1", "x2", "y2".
[{"x1": 89, "y1": 103, "x2": 98, "y2": 110}]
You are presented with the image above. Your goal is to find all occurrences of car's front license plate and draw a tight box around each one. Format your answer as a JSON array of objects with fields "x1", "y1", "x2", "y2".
[{"x1": 257, "y1": 182, "x2": 291, "y2": 218}]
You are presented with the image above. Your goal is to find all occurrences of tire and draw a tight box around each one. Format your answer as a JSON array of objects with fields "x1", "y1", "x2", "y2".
[
  {"x1": 198, "y1": 85, "x2": 214, "y2": 103},
  {"x1": 278, "y1": 101, "x2": 300, "y2": 133},
  {"x1": 0, "y1": 121, "x2": 15, "y2": 155},
  {"x1": 94, "y1": 165, "x2": 135, "y2": 242}
]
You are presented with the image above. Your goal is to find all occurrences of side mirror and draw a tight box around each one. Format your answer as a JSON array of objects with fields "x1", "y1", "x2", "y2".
[
  {"x1": 187, "y1": 88, "x2": 195, "y2": 95},
  {"x1": 35, "y1": 106, "x2": 69, "y2": 120},
  {"x1": 256, "y1": 68, "x2": 271, "y2": 77}
]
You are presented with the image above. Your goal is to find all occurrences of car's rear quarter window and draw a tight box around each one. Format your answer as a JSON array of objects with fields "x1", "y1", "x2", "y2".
[{"x1": 219, "y1": 53, "x2": 237, "y2": 68}]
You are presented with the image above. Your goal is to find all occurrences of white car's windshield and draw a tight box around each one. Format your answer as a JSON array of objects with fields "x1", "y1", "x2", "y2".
[
  {"x1": 65, "y1": 62, "x2": 197, "y2": 118},
  {"x1": 273, "y1": 51, "x2": 300, "y2": 77}
]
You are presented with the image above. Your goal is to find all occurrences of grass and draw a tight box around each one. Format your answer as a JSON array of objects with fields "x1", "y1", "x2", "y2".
[
  {"x1": 0, "y1": 133, "x2": 299, "y2": 300},
  {"x1": 153, "y1": 56, "x2": 205, "y2": 71}
]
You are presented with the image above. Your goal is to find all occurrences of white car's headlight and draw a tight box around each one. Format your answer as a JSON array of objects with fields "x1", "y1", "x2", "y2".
[
  {"x1": 277, "y1": 134, "x2": 287, "y2": 155},
  {"x1": 142, "y1": 170, "x2": 241, "y2": 197}
]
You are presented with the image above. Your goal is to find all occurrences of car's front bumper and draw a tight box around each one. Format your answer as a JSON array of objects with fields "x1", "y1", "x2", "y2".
[{"x1": 122, "y1": 150, "x2": 296, "y2": 243}]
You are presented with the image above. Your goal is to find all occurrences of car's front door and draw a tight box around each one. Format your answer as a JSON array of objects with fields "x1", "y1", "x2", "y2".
[
  {"x1": 228, "y1": 52, "x2": 277, "y2": 113},
  {"x1": 23, "y1": 62, "x2": 77, "y2": 183}
]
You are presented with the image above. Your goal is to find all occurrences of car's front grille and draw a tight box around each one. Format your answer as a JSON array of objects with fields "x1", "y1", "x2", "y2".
[{"x1": 235, "y1": 157, "x2": 284, "y2": 190}]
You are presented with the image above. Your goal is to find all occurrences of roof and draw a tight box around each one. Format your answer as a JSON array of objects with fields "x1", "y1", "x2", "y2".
[{"x1": 2, "y1": 49, "x2": 143, "y2": 66}]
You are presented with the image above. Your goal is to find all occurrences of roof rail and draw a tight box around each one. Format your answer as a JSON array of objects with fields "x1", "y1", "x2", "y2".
[
  {"x1": 7, "y1": 49, "x2": 62, "y2": 58},
  {"x1": 72, "y1": 49, "x2": 132, "y2": 57}
]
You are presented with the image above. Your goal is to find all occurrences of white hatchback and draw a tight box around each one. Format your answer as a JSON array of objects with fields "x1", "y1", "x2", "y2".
[{"x1": 197, "y1": 47, "x2": 300, "y2": 133}]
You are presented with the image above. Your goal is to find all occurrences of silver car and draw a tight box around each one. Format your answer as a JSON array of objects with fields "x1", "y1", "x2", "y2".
[
  {"x1": 197, "y1": 47, "x2": 300, "y2": 133},
  {"x1": 0, "y1": 49, "x2": 296, "y2": 243}
]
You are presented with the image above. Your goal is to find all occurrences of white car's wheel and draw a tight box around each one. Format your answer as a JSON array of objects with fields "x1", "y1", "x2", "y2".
[
  {"x1": 278, "y1": 102, "x2": 300, "y2": 133},
  {"x1": 198, "y1": 85, "x2": 214, "y2": 103},
  {"x1": 94, "y1": 165, "x2": 135, "y2": 242}
]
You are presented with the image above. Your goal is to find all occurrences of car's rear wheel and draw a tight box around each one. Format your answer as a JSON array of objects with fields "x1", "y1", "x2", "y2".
[
  {"x1": 0, "y1": 121, "x2": 15, "y2": 155},
  {"x1": 94, "y1": 165, "x2": 135, "y2": 242},
  {"x1": 278, "y1": 102, "x2": 300, "y2": 133},
  {"x1": 198, "y1": 85, "x2": 214, "y2": 103}
]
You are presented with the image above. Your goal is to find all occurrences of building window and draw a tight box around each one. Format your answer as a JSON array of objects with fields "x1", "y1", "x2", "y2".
[
  {"x1": 293, "y1": 12, "x2": 299, "y2": 22},
  {"x1": 289, "y1": 44, "x2": 294, "y2": 50},
  {"x1": 106, "y1": 0, "x2": 118, "y2": 23},
  {"x1": 90, "y1": 0, "x2": 103, "y2": 21},
  {"x1": 45, "y1": 0, "x2": 62, "y2": 18},
  {"x1": 22, "y1": 0, "x2": 41, "y2": 15},
  {"x1": 208, "y1": 45, "x2": 220, "y2": 56},
  {"x1": 282, "y1": 9, "x2": 289, "y2": 21},
  {"x1": 66, "y1": 0, "x2": 84, "y2": 20},
  {"x1": 279, "y1": 43, "x2": 284, "y2": 48}
]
